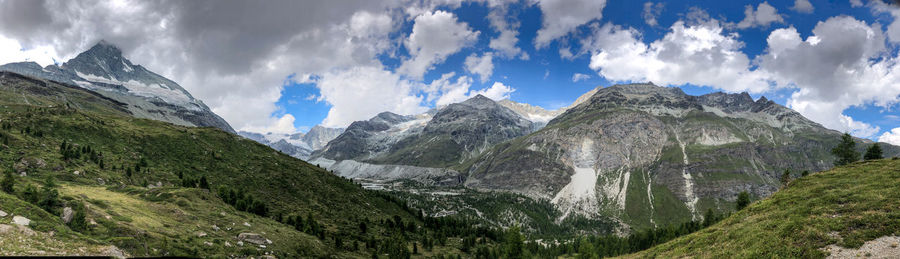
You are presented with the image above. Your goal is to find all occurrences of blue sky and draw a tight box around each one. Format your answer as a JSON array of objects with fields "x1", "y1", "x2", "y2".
[
  {"x1": 270, "y1": 0, "x2": 900, "y2": 142},
  {"x1": 3, "y1": 0, "x2": 900, "y2": 143}
]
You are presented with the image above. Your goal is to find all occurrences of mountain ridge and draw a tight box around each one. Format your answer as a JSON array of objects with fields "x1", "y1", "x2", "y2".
[{"x1": 0, "y1": 41, "x2": 235, "y2": 133}]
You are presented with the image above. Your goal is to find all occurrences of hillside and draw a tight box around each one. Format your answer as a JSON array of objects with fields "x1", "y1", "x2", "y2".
[
  {"x1": 627, "y1": 158, "x2": 900, "y2": 258},
  {"x1": 0, "y1": 71, "x2": 489, "y2": 257}
]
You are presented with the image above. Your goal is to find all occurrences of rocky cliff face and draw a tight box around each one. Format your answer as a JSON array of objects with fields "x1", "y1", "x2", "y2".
[
  {"x1": 311, "y1": 95, "x2": 534, "y2": 182},
  {"x1": 465, "y1": 83, "x2": 898, "y2": 230},
  {"x1": 0, "y1": 41, "x2": 234, "y2": 133},
  {"x1": 238, "y1": 126, "x2": 344, "y2": 160}
]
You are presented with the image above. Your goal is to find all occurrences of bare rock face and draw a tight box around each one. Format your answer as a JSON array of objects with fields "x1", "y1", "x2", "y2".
[
  {"x1": 61, "y1": 207, "x2": 74, "y2": 224},
  {"x1": 12, "y1": 216, "x2": 30, "y2": 226},
  {"x1": 313, "y1": 95, "x2": 534, "y2": 182},
  {"x1": 465, "y1": 83, "x2": 900, "y2": 229},
  {"x1": 238, "y1": 233, "x2": 267, "y2": 245}
]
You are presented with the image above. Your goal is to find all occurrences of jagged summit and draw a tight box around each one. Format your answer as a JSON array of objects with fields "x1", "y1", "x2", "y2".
[{"x1": 0, "y1": 40, "x2": 235, "y2": 133}]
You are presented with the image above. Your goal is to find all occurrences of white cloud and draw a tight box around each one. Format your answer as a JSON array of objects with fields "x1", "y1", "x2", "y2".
[
  {"x1": 642, "y1": 2, "x2": 664, "y2": 27},
  {"x1": 0, "y1": 0, "x2": 404, "y2": 133},
  {"x1": 850, "y1": 0, "x2": 864, "y2": 7},
  {"x1": 242, "y1": 114, "x2": 298, "y2": 134},
  {"x1": 464, "y1": 52, "x2": 494, "y2": 83},
  {"x1": 398, "y1": 10, "x2": 479, "y2": 79},
  {"x1": 870, "y1": 1, "x2": 900, "y2": 43},
  {"x1": 0, "y1": 35, "x2": 59, "y2": 66},
  {"x1": 426, "y1": 72, "x2": 514, "y2": 106},
  {"x1": 316, "y1": 66, "x2": 427, "y2": 128},
  {"x1": 879, "y1": 128, "x2": 900, "y2": 145},
  {"x1": 790, "y1": 0, "x2": 814, "y2": 14},
  {"x1": 486, "y1": 1, "x2": 525, "y2": 59},
  {"x1": 571, "y1": 73, "x2": 590, "y2": 82},
  {"x1": 534, "y1": 0, "x2": 607, "y2": 48},
  {"x1": 737, "y1": 2, "x2": 785, "y2": 29},
  {"x1": 586, "y1": 21, "x2": 771, "y2": 93},
  {"x1": 759, "y1": 17, "x2": 900, "y2": 137}
]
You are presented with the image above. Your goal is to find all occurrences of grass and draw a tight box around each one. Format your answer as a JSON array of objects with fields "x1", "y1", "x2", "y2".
[
  {"x1": 0, "y1": 72, "x2": 436, "y2": 257},
  {"x1": 625, "y1": 158, "x2": 900, "y2": 258}
]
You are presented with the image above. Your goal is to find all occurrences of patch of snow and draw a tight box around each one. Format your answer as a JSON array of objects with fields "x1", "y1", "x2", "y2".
[
  {"x1": 75, "y1": 70, "x2": 198, "y2": 110},
  {"x1": 121, "y1": 60, "x2": 133, "y2": 72}
]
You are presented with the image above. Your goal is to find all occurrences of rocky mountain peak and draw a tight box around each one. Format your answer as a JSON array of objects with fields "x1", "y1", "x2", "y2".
[{"x1": 460, "y1": 94, "x2": 497, "y2": 108}]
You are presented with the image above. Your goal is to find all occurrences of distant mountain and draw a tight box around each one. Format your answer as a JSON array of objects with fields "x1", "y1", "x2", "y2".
[
  {"x1": 0, "y1": 40, "x2": 234, "y2": 133},
  {"x1": 310, "y1": 95, "x2": 535, "y2": 184},
  {"x1": 237, "y1": 125, "x2": 343, "y2": 160},
  {"x1": 466, "y1": 83, "x2": 899, "y2": 230}
]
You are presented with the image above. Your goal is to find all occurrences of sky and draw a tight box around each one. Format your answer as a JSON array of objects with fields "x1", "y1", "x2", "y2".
[{"x1": 3, "y1": 0, "x2": 900, "y2": 145}]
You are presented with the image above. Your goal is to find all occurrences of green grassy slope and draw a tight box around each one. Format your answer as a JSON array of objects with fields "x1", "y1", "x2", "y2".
[
  {"x1": 627, "y1": 158, "x2": 900, "y2": 258},
  {"x1": 0, "y1": 72, "x2": 456, "y2": 257}
]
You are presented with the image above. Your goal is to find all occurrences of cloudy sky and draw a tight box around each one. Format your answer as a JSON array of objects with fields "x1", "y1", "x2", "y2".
[{"x1": 3, "y1": 0, "x2": 900, "y2": 144}]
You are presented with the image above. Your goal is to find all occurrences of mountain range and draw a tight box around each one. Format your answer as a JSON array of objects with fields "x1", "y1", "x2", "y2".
[
  {"x1": 4, "y1": 41, "x2": 896, "y2": 233},
  {"x1": 312, "y1": 82, "x2": 900, "y2": 232}
]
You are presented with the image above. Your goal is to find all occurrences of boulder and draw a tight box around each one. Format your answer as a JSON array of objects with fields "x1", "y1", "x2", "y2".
[
  {"x1": 238, "y1": 233, "x2": 267, "y2": 245},
  {"x1": 0, "y1": 210, "x2": 7, "y2": 217},
  {"x1": 12, "y1": 215, "x2": 30, "y2": 226},
  {"x1": 61, "y1": 207, "x2": 74, "y2": 223}
]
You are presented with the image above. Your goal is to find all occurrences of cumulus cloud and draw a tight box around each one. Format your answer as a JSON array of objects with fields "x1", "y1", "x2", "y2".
[
  {"x1": 736, "y1": 2, "x2": 784, "y2": 29},
  {"x1": 316, "y1": 66, "x2": 428, "y2": 127},
  {"x1": 486, "y1": 1, "x2": 526, "y2": 59},
  {"x1": 534, "y1": 0, "x2": 607, "y2": 48},
  {"x1": 790, "y1": 0, "x2": 814, "y2": 14},
  {"x1": 426, "y1": 72, "x2": 514, "y2": 106},
  {"x1": 642, "y1": 2, "x2": 664, "y2": 27},
  {"x1": 879, "y1": 128, "x2": 900, "y2": 145},
  {"x1": 571, "y1": 73, "x2": 591, "y2": 82},
  {"x1": 0, "y1": 0, "x2": 400, "y2": 133},
  {"x1": 464, "y1": 52, "x2": 494, "y2": 83},
  {"x1": 0, "y1": 34, "x2": 59, "y2": 66},
  {"x1": 398, "y1": 10, "x2": 480, "y2": 79},
  {"x1": 759, "y1": 17, "x2": 899, "y2": 137},
  {"x1": 242, "y1": 114, "x2": 299, "y2": 134},
  {"x1": 586, "y1": 21, "x2": 771, "y2": 93}
]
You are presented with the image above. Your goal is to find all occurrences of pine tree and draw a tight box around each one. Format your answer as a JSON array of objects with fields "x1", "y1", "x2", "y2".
[
  {"x1": 736, "y1": 191, "x2": 750, "y2": 211},
  {"x1": 780, "y1": 169, "x2": 791, "y2": 187},
  {"x1": 832, "y1": 133, "x2": 859, "y2": 166},
  {"x1": 198, "y1": 176, "x2": 210, "y2": 189},
  {"x1": 70, "y1": 202, "x2": 88, "y2": 232},
  {"x1": 864, "y1": 143, "x2": 883, "y2": 160},
  {"x1": 1, "y1": 170, "x2": 14, "y2": 193}
]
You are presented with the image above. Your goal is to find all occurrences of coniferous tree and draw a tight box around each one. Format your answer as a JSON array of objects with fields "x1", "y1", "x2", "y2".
[
  {"x1": 38, "y1": 177, "x2": 60, "y2": 214},
  {"x1": 736, "y1": 191, "x2": 750, "y2": 211},
  {"x1": 832, "y1": 133, "x2": 859, "y2": 166},
  {"x1": 780, "y1": 169, "x2": 791, "y2": 187},
  {"x1": 864, "y1": 143, "x2": 883, "y2": 160},
  {"x1": 1, "y1": 170, "x2": 14, "y2": 193},
  {"x1": 69, "y1": 202, "x2": 88, "y2": 232},
  {"x1": 199, "y1": 176, "x2": 210, "y2": 189}
]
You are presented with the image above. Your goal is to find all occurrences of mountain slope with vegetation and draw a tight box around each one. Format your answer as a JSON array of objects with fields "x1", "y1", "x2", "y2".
[
  {"x1": 0, "y1": 71, "x2": 505, "y2": 257},
  {"x1": 627, "y1": 157, "x2": 900, "y2": 258}
]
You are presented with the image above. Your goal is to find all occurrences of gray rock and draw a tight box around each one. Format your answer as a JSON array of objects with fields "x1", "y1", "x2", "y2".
[
  {"x1": 12, "y1": 215, "x2": 30, "y2": 226},
  {"x1": 61, "y1": 207, "x2": 74, "y2": 224},
  {"x1": 0, "y1": 210, "x2": 7, "y2": 217},
  {"x1": 238, "y1": 233, "x2": 267, "y2": 245}
]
